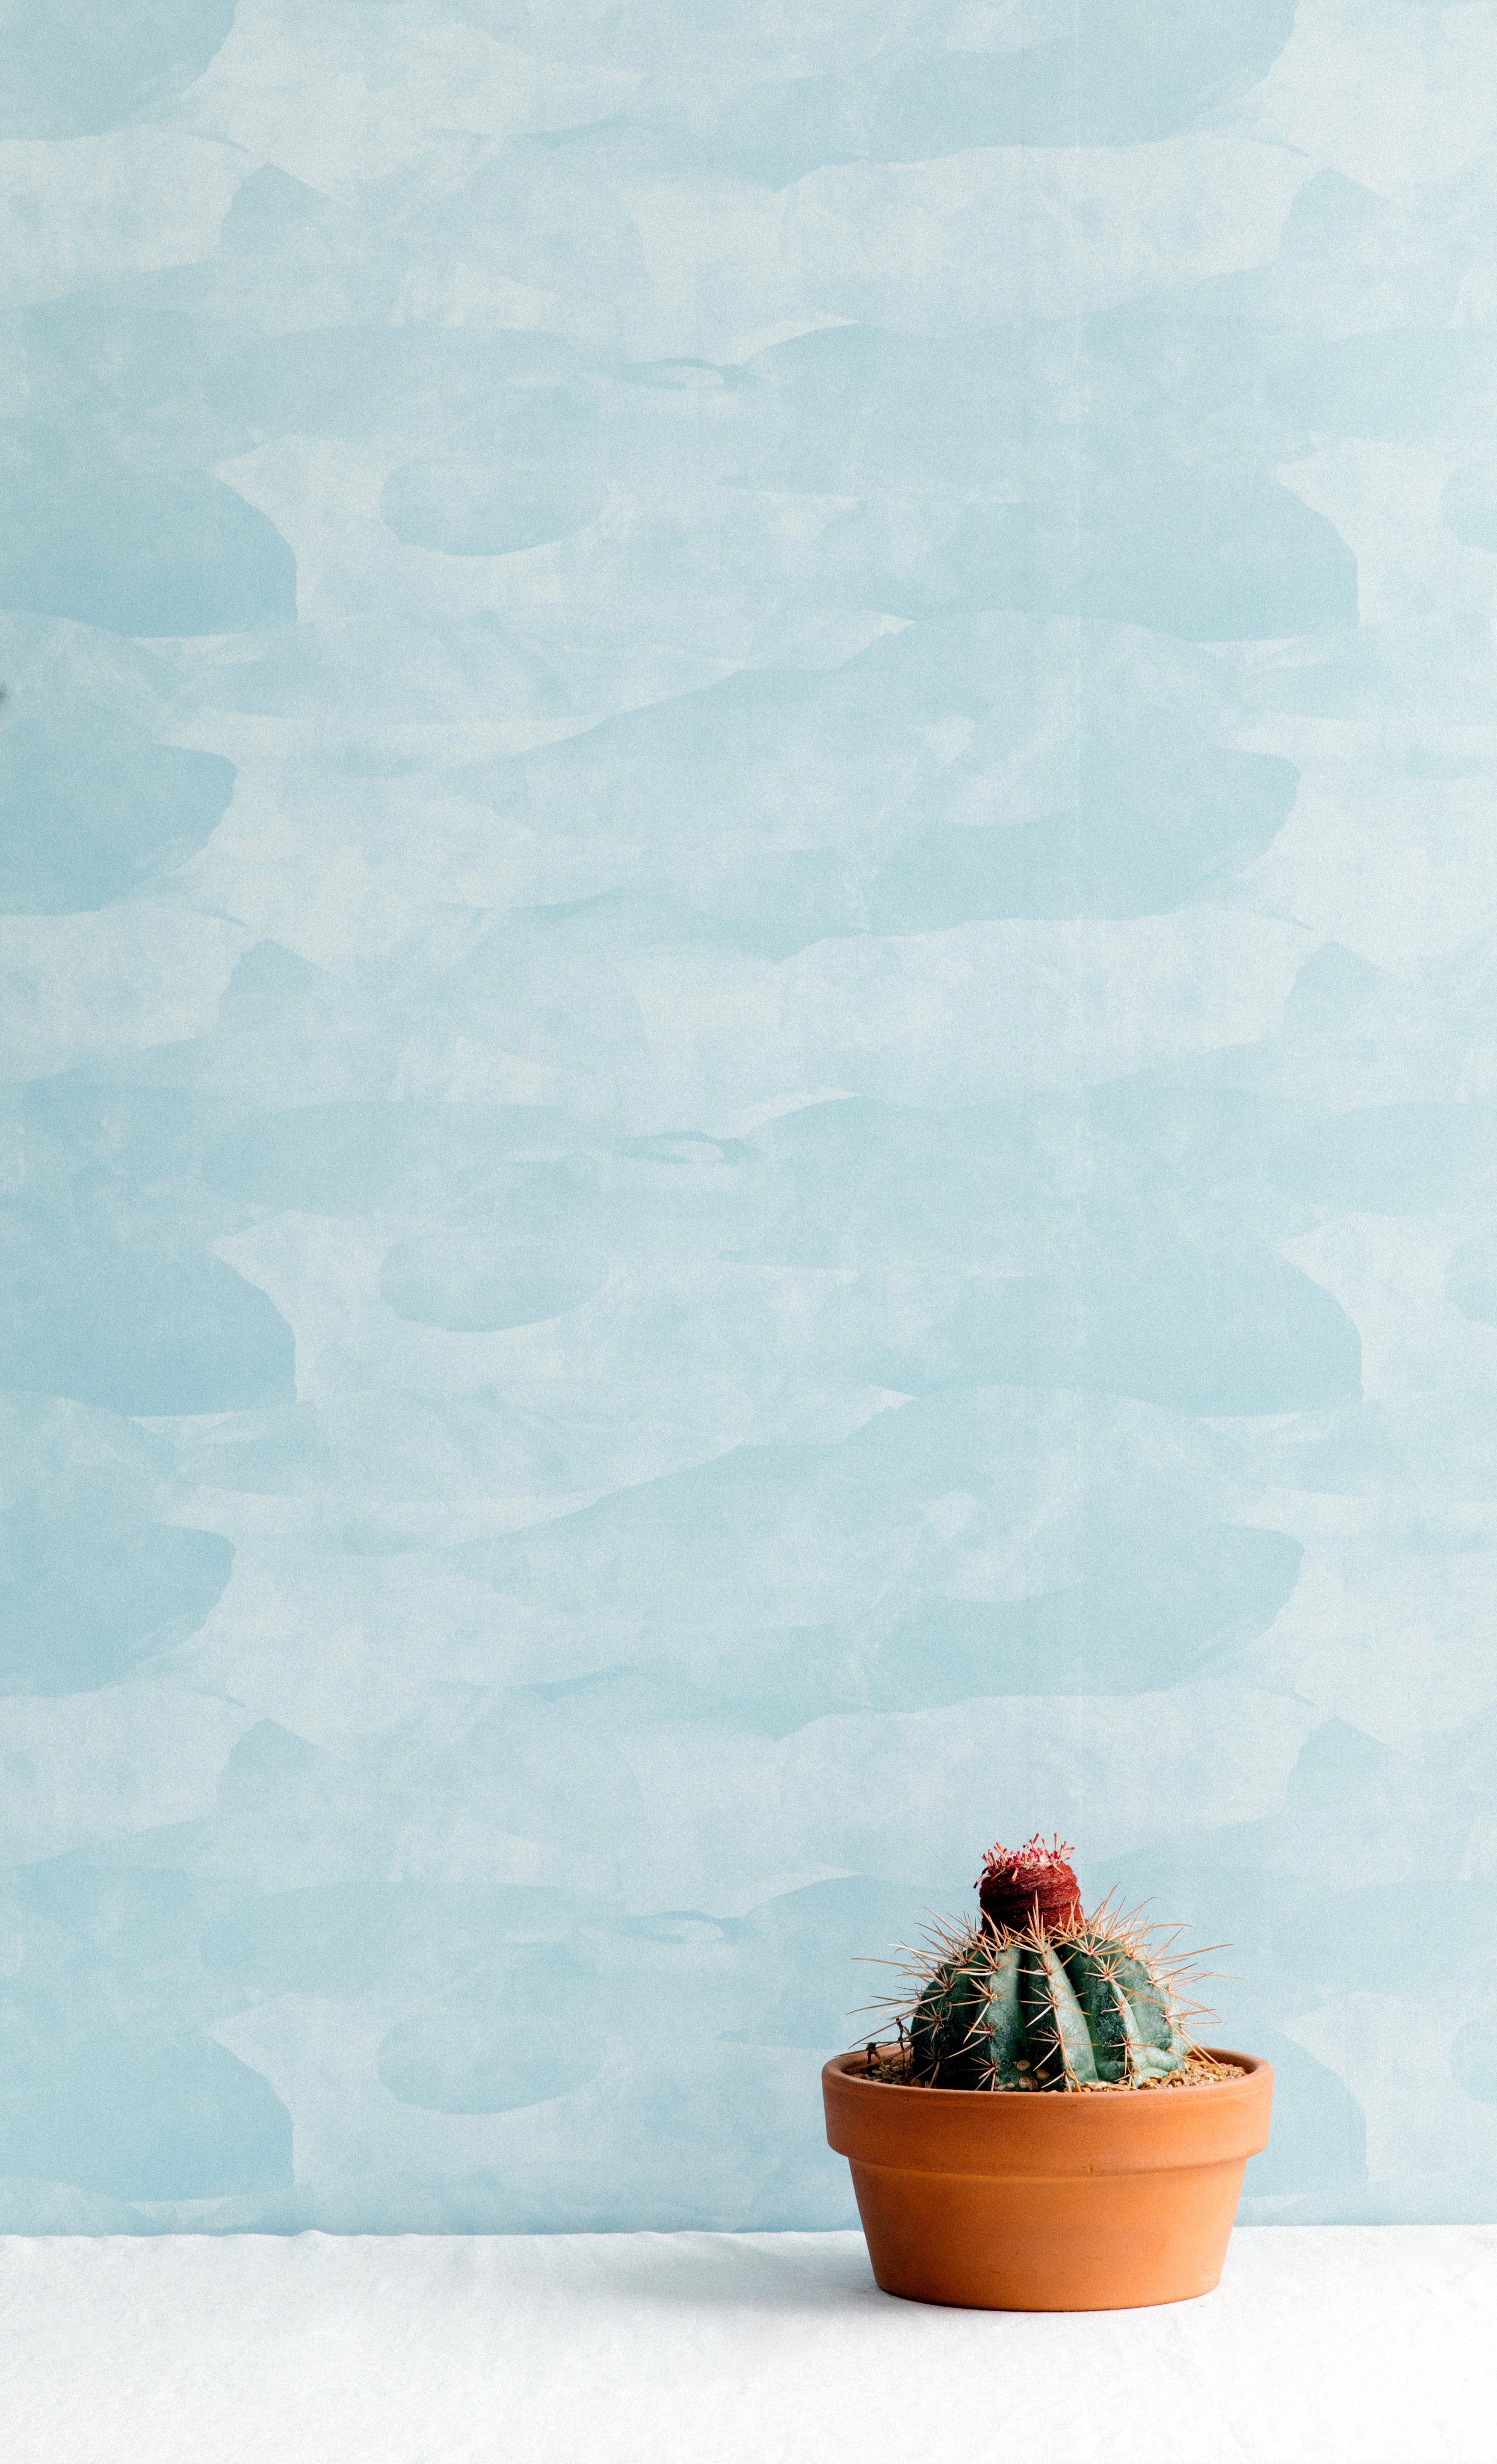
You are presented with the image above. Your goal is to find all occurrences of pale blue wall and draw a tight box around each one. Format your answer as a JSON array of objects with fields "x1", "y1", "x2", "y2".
[{"x1": 2, "y1": 1, "x2": 1495, "y2": 2232}]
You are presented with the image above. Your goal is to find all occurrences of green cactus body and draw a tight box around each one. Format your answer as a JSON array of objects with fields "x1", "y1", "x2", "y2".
[{"x1": 910, "y1": 1925, "x2": 1189, "y2": 2091}]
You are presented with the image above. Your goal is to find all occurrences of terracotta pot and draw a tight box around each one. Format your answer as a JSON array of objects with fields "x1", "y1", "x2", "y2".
[{"x1": 823, "y1": 2044, "x2": 1272, "y2": 2312}]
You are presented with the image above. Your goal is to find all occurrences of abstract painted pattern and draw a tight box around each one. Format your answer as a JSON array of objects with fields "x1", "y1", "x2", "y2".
[{"x1": 2, "y1": 0, "x2": 1495, "y2": 2230}]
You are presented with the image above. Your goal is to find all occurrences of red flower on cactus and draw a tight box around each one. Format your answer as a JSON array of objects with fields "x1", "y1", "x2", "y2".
[
  {"x1": 977, "y1": 1833, "x2": 1083, "y2": 1934},
  {"x1": 978, "y1": 1833, "x2": 1077, "y2": 1884}
]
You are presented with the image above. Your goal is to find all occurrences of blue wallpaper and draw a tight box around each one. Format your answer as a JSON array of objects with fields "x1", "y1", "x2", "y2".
[{"x1": 2, "y1": 1, "x2": 1495, "y2": 2233}]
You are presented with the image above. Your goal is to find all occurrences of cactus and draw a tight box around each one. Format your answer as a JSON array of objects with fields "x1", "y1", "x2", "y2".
[{"x1": 903, "y1": 1835, "x2": 1192, "y2": 2091}]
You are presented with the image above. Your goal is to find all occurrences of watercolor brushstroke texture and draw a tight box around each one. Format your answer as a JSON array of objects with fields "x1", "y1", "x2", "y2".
[{"x1": 1, "y1": 0, "x2": 1496, "y2": 2232}]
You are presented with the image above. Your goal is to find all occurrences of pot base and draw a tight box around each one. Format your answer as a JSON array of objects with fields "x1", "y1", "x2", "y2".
[{"x1": 825, "y1": 2046, "x2": 1272, "y2": 2313}]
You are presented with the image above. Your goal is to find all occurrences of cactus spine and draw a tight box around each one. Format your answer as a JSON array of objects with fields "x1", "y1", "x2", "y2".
[{"x1": 905, "y1": 1836, "x2": 1191, "y2": 2091}]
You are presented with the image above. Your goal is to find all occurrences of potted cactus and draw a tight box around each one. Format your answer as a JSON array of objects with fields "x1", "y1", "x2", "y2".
[{"x1": 822, "y1": 1834, "x2": 1271, "y2": 2311}]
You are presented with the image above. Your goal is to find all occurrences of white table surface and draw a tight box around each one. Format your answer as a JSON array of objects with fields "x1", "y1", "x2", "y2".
[{"x1": 0, "y1": 2227, "x2": 1492, "y2": 2464}]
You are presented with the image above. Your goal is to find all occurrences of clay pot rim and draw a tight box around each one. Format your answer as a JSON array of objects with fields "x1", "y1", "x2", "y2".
[{"x1": 827, "y1": 2043, "x2": 1267, "y2": 2107}]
